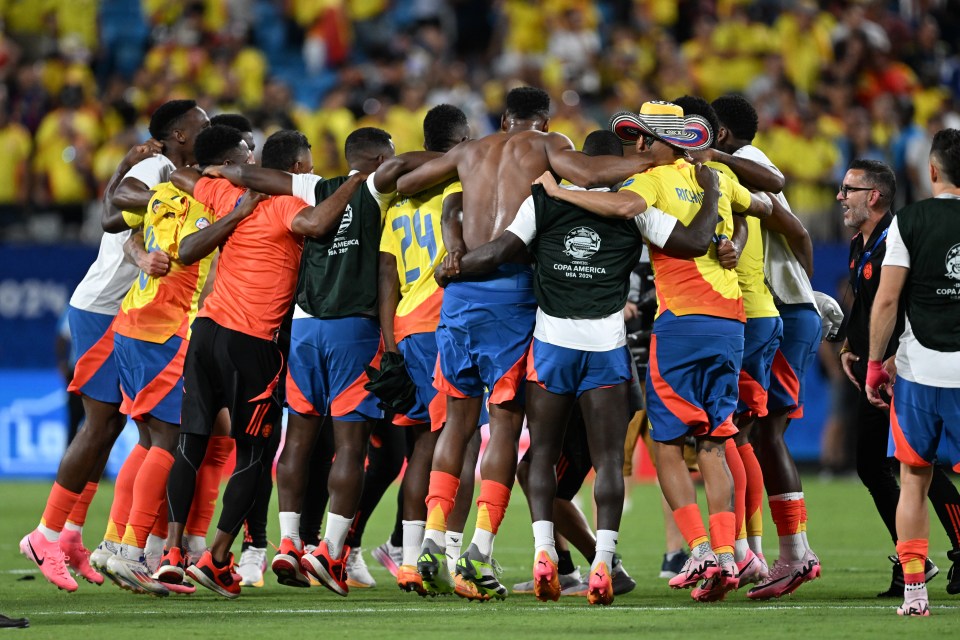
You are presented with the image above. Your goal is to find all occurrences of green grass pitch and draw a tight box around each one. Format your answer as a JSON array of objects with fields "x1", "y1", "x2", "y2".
[{"x1": 1, "y1": 476, "x2": 956, "y2": 638}]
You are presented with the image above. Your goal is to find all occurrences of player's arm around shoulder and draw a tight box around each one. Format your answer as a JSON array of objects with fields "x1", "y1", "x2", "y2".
[
  {"x1": 291, "y1": 172, "x2": 367, "y2": 238},
  {"x1": 203, "y1": 164, "x2": 297, "y2": 196},
  {"x1": 534, "y1": 170, "x2": 647, "y2": 219},
  {"x1": 396, "y1": 142, "x2": 465, "y2": 195}
]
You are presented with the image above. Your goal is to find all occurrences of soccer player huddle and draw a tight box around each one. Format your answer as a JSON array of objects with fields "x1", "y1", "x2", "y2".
[{"x1": 18, "y1": 87, "x2": 955, "y2": 616}]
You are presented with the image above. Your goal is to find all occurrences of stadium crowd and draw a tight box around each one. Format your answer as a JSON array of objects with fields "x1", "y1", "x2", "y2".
[{"x1": 0, "y1": 0, "x2": 959, "y2": 241}]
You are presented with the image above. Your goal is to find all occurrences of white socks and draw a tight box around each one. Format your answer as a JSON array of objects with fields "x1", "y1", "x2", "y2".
[
  {"x1": 279, "y1": 512, "x2": 302, "y2": 550},
  {"x1": 471, "y1": 529, "x2": 495, "y2": 558},
  {"x1": 734, "y1": 538, "x2": 749, "y2": 563},
  {"x1": 445, "y1": 531, "x2": 463, "y2": 573},
  {"x1": 323, "y1": 513, "x2": 353, "y2": 560},
  {"x1": 593, "y1": 529, "x2": 618, "y2": 572},
  {"x1": 748, "y1": 535, "x2": 763, "y2": 558},
  {"x1": 37, "y1": 524, "x2": 59, "y2": 542},
  {"x1": 532, "y1": 520, "x2": 558, "y2": 563},
  {"x1": 401, "y1": 520, "x2": 425, "y2": 567},
  {"x1": 423, "y1": 527, "x2": 445, "y2": 548},
  {"x1": 63, "y1": 522, "x2": 82, "y2": 534}
]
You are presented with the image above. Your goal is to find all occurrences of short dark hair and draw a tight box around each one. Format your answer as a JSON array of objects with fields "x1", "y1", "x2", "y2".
[
  {"x1": 848, "y1": 158, "x2": 896, "y2": 207},
  {"x1": 193, "y1": 125, "x2": 245, "y2": 167},
  {"x1": 261, "y1": 130, "x2": 311, "y2": 171},
  {"x1": 148, "y1": 99, "x2": 198, "y2": 140},
  {"x1": 505, "y1": 86, "x2": 550, "y2": 121},
  {"x1": 582, "y1": 130, "x2": 623, "y2": 157},
  {"x1": 344, "y1": 127, "x2": 392, "y2": 163},
  {"x1": 423, "y1": 104, "x2": 468, "y2": 152},
  {"x1": 931, "y1": 128, "x2": 960, "y2": 186},
  {"x1": 672, "y1": 95, "x2": 719, "y2": 147},
  {"x1": 210, "y1": 113, "x2": 253, "y2": 133},
  {"x1": 711, "y1": 94, "x2": 759, "y2": 142}
]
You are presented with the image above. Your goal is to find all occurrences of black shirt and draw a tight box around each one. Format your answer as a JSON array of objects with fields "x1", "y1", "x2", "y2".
[{"x1": 841, "y1": 211, "x2": 903, "y2": 378}]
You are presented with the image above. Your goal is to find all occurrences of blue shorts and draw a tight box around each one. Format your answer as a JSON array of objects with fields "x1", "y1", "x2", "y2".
[
  {"x1": 114, "y1": 332, "x2": 188, "y2": 424},
  {"x1": 737, "y1": 316, "x2": 783, "y2": 417},
  {"x1": 434, "y1": 264, "x2": 536, "y2": 406},
  {"x1": 767, "y1": 304, "x2": 821, "y2": 418},
  {"x1": 286, "y1": 315, "x2": 383, "y2": 422},
  {"x1": 889, "y1": 376, "x2": 960, "y2": 471},
  {"x1": 67, "y1": 306, "x2": 122, "y2": 404},
  {"x1": 527, "y1": 338, "x2": 632, "y2": 397},
  {"x1": 646, "y1": 311, "x2": 744, "y2": 443},
  {"x1": 395, "y1": 331, "x2": 445, "y2": 428}
]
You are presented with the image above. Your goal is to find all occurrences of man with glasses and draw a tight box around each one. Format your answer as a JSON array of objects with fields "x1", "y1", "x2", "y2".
[{"x1": 836, "y1": 159, "x2": 960, "y2": 598}]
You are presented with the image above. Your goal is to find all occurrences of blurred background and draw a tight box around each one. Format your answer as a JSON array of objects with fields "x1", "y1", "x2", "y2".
[{"x1": 1, "y1": 0, "x2": 958, "y2": 478}]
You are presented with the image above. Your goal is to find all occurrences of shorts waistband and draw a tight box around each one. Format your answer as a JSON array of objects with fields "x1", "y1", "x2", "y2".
[{"x1": 445, "y1": 263, "x2": 535, "y2": 304}]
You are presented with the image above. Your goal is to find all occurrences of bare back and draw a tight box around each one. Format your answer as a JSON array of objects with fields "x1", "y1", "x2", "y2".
[{"x1": 456, "y1": 130, "x2": 567, "y2": 250}]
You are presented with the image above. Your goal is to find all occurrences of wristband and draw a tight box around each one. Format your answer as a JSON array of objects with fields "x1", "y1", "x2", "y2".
[{"x1": 865, "y1": 359, "x2": 889, "y2": 390}]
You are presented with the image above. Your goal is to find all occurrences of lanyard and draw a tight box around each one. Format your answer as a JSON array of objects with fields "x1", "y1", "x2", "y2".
[{"x1": 853, "y1": 227, "x2": 888, "y2": 294}]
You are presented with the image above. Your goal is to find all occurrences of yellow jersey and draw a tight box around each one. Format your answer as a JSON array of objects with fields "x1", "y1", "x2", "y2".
[
  {"x1": 706, "y1": 161, "x2": 779, "y2": 319},
  {"x1": 621, "y1": 159, "x2": 750, "y2": 322},
  {"x1": 380, "y1": 180, "x2": 462, "y2": 343},
  {"x1": 114, "y1": 182, "x2": 217, "y2": 344}
]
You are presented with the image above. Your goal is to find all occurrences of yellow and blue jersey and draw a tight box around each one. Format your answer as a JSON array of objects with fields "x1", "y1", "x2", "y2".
[
  {"x1": 113, "y1": 182, "x2": 217, "y2": 344},
  {"x1": 621, "y1": 159, "x2": 750, "y2": 322},
  {"x1": 380, "y1": 180, "x2": 461, "y2": 342}
]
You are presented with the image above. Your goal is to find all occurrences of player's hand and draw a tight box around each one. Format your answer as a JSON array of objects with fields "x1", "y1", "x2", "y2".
[
  {"x1": 623, "y1": 300, "x2": 639, "y2": 322},
  {"x1": 865, "y1": 359, "x2": 891, "y2": 410},
  {"x1": 717, "y1": 238, "x2": 739, "y2": 269},
  {"x1": 124, "y1": 139, "x2": 162, "y2": 167},
  {"x1": 234, "y1": 190, "x2": 267, "y2": 219},
  {"x1": 840, "y1": 350, "x2": 860, "y2": 390},
  {"x1": 689, "y1": 148, "x2": 716, "y2": 164},
  {"x1": 693, "y1": 162, "x2": 719, "y2": 196},
  {"x1": 138, "y1": 250, "x2": 171, "y2": 277},
  {"x1": 883, "y1": 355, "x2": 897, "y2": 382},
  {"x1": 534, "y1": 171, "x2": 560, "y2": 197}
]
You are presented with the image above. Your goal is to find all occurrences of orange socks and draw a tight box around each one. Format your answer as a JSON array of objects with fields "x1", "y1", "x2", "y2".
[
  {"x1": 769, "y1": 496, "x2": 803, "y2": 536},
  {"x1": 151, "y1": 496, "x2": 169, "y2": 539},
  {"x1": 897, "y1": 538, "x2": 928, "y2": 585},
  {"x1": 105, "y1": 444, "x2": 149, "y2": 543},
  {"x1": 738, "y1": 443, "x2": 764, "y2": 538},
  {"x1": 121, "y1": 447, "x2": 175, "y2": 549},
  {"x1": 425, "y1": 471, "x2": 460, "y2": 533},
  {"x1": 66, "y1": 481, "x2": 99, "y2": 528},
  {"x1": 40, "y1": 482, "x2": 82, "y2": 535},
  {"x1": 185, "y1": 435, "x2": 233, "y2": 537},
  {"x1": 475, "y1": 480, "x2": 511, "y2": 535},
  {"x1": 724, "y1": 440, "x2": 746, "y2": 539},
  {"x1": 672, "y1": 503, "x2": 709, "y2": 550},
  {"x1": 709, "y1": 511, "x2": 736, "y2": 556}
]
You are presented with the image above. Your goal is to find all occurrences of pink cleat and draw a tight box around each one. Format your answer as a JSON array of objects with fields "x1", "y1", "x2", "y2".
[
  {"x1": 533, "y1": 551, "x2": 561, "y2": 602},
  {"x1": 747, "y1": 556, "x2": 809, "y2": 600},
  {"x1": 800, "y1": 549, "x2": 821, "y2": 582},
  {"x1": 59, "y1": 529, "x2": 103, "y2": 585},
  {"x1": 668, "y1": 552, "x2": 720, "y2": 590},
  {"x1": 735, "y1": 549, "x2": 764, "y2": 587},
  {"x1": 20, "y1": 530, "x2": 78, "y2": 592},
  {"x1": 692, "y1": 553, "x2": 739, "y2": 602},
  {"x1": 586, "y1": 562, "x2": 614, "y2": 606},
  {"x1": 897, "y1": 584, "x2": 930, "y2": 617}
]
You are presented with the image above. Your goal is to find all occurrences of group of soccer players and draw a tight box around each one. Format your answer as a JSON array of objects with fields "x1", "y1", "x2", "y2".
[{"x1": 21, "y1": 86, "x2": 850, "y2": 609}]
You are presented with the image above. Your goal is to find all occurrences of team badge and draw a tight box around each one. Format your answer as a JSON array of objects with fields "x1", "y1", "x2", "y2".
[
  {"x1": 946, "y1": 243, "x2": 960, "y2": 280},
  {"x1": 863, "y1": 262, "x2": 873, "y2": 280},
  {"x1": 563, "y1": 226, "x2": 601, "y2": 260},
  {"x1": 336, "y1": 205, "x2": 353, "y2": 236},
  {"x1": 195, "y1": 217, "x2": 210, "y2": 230}
]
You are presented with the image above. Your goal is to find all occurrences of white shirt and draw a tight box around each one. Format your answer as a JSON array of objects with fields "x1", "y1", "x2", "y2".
[
  {"x1": 882, "y1": 194, "x2": 960, "y2": 388},
  {"x1": 291, "y1": 171, "x2": 394, "y2": 319},
  {"x1": 505, "y1": 187, "x2": 676, "y2": 351},
  {"x1": 733, "y1": 144, "x2": 817, "y2": 307},
  {"x1": 69, "y1": 155, "x2": 176, "y2": 315}
]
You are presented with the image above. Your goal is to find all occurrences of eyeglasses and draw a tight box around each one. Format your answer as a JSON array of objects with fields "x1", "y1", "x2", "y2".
[{"x1": 839, "y1": 184, "x2": 882, "y2": 198}]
